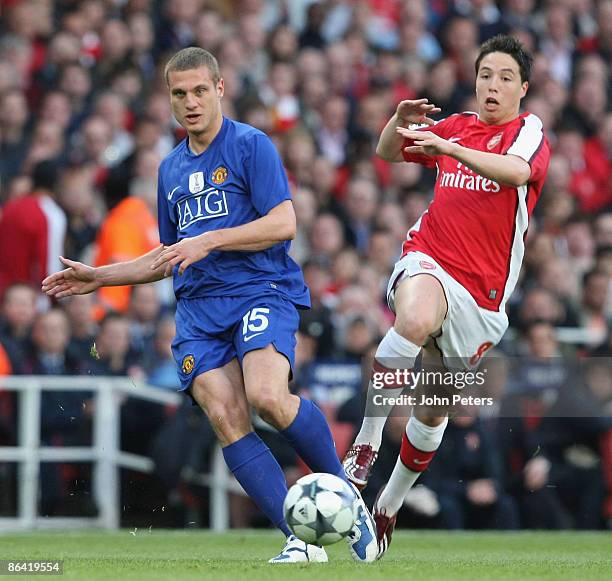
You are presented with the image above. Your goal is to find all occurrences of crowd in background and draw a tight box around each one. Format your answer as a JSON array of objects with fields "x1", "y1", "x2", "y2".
[{"x1": 0, "y1": 0, "x2": 611, "y2": 530}]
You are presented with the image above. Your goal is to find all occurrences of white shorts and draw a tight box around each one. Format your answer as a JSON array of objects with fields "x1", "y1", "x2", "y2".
[{"x1": 386, "y1": 251, "x2": 508, "y2": 370}]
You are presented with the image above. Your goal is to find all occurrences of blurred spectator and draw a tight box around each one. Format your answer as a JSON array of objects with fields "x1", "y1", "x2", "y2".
[
  {"x1": 481, "y1": 355, "x2": 572, "y2": 529},
  {"x1": 560, "y1": 216, "x2": 595, "y2": 278},
  {"x1": 579, "y1": 270, "x2": 611, "y2": 347},
  {"x1": 92, "y1": 91, "x2": 135, "y2": 167},
  {"x1": 0, "y1": 160, "x2": 66, "y2": 299},
  {"x1": 0, "y1": 88, "x2": 30, "y2": 188},
  {"x1": 0, "y1": 283, "x2": 38, "y2": 369},
  {"x1": 316, "y1": 94, "x2": 349, "y2": 167},
  {"x1": 64, "y1": 294, "x2": 97, "y2": 363},
  {"x1": 22, "y1": 309, "x2": 81, "y2": 376},
  {"x1": 511, "y1": 287, "x2": 576, "y2": 331},
  {"x1": 535, "y1": 361, "x2": 612, "y2": 529},
  {"x1": 144, "y1": 315, "x2": 180, "y2": 390},
  {"x1": 309, "y1": 213, "x2": 345, "y2": 261},
  {"x1": 22, "y1": 119, "x2": 66, "y2": 174},
  {"x1": 508, "y1": 321, "x2": 570, "y2": 395},
  {"x1": 127, "y1": 284, "x2": 162, "y2": 358},
  {"x1": 594, "y1": 213, "x2": 612, "y2": 248},
  {"x1": 58, "y1": 162, "x2": 102, "y2": 261},
  {"x1": 92, "y1": 172, "x2": 159, "y2": 316},
  {"x1": 90, "y1": 313, "x2": 142, "y2": 377},
  {"x1": 24, "y1": 308, "x2": 93, "y2": 517},
  {"x1": 539, "y1": 3, "x2": 574, "y2": 88},
  {"x1": 338, "y1": 177, "x2": 379, "y2": 254},
  {"x1": 300, "y1": 258, "x2": 336, "y2": 358},
  {"x1": 422, "y1": 415, "x2": 520, "y2": 530}
]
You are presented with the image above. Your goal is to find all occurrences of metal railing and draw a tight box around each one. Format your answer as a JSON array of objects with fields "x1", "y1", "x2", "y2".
[{"x1": 0, "y1": 376, "x2": 241, "y2": 531}]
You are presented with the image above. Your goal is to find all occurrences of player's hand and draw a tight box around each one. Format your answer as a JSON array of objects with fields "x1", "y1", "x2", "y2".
[
  {"x1": 396, "y1": 98, "x2": 441, "y2": 127},
  {"x1": 466, "y1": 479, "x2": 497, "y2": 505},
  {"x1": 41, "y1": 257, "x2": 101, "y2": 298},
  {"x1": 151, "y1": 234, "x2": 212, "y2": 276},
  {"x1": 396, "y1": 128, "x2": 455, "y2": 157}
]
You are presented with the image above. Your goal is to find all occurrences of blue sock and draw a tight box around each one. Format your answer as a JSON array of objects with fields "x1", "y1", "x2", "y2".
[
  {"x1": 280, "y1": 397, "x2": 347, "y2": 481},
  {"x1": 222, "y1": 432, "x2": 292, "y2": 537}
]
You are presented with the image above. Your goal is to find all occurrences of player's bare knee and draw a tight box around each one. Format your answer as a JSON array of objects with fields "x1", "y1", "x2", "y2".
[
  {"x1": 394, "y1": 312, "x2": 437, "y2": 345},
  {"x1": 249, "y1": 388, "x2": 287, "y2": 424},
  {"x1": 206, "y1": 402, "x2": 251, "y2": 443}
]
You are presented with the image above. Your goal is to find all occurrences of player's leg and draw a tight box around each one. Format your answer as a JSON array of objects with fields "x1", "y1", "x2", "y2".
[
  {"x1": 376, "y1": 345, "x2": 449, "y2": 515},
  {"x1": 371, "y1": 351, "x2": 449, "y2": 559},
  {"x1": 237, "y1": 296, "x2": 346, "y2": 479},
  {"x1": 238, "y1": 296, "x2": 376, "y2": 562},
  {"x1": 190, "y1": 359, "x2": 296, "y2": 538},
  {"x1": 191, "y1": 361, "x2": 327, "y2": 564},
  {"x1": 174, "y1": 297, "x2": 326, "y2": 562},
  {"x1": 372, "y1": 272, "x2": 507, "y2": 558},
  {"x1": 243, "y1": 344, "x2": 346, "y2": 479},
  {"x1": 242, "y1": 343, "x2": 377, "y2": 563},
  {"x1": 344, "y1": 271, "x2": 447, "y2": 489}
]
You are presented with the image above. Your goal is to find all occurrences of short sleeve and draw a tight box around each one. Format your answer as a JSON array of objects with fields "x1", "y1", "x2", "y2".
[
  {"x1": 157, "y1": 169, "x2": 177, "y2": 245},
  {"x1": 245, "y1": 133, "x2": 291, "y2": 216},
  {"x1": 401, "y1": 115, "x2": 458, "y2": 167},
  {"x1": 505, "y1": 114, "x2": 549, "y2": 182}
]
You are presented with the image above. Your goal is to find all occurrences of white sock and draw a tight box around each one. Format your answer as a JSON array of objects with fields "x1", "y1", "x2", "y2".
[
  {"x1": 354, "y1": 383, "x2": 403, "y2": 451},
  {"x1": 354, "y1": 328, "x2": 421, "y2": 451},
  {"x1": 377, "y1": 415, "x2": 448, "y2": 515}
]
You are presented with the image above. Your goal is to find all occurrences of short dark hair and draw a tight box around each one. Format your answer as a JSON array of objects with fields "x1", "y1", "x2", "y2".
[
  {"x1": 475, "y1": 34, "x2": 533, "y2": 83},
  {"x1": 164, "y1": 47, "x2": 221, "y2": 85}
]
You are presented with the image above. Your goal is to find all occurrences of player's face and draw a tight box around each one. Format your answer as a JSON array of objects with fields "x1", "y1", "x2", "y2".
[
  {"x1": 475, "y1": 52, "x2": 528, "y2": 125},
  {"x1": 168, "y1": 66, "x2": 224, "y2": 139}
]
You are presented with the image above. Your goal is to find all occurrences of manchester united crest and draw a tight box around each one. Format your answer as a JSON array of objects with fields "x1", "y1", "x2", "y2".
[
  {"x1": 182, "y1": 354, "x2": 195, "y2": 374},
  {"x1": 212, "y1": 166, "x2": 228, "y2": 185}
]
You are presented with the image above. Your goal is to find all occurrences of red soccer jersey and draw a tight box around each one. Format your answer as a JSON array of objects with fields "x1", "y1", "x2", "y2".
[
  {"x1": 401, "y1": 111, "x2": 550, "y2": 312},
  {"x1": 0, "y1": 194, "x2": 66, "y2": 298}
]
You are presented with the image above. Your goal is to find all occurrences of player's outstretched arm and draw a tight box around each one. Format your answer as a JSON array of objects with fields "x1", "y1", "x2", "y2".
[
  {"x1": 396, "y1": 127, "x2": 532, "y2": 187},
  {"x1": 151, "y1": 200, "x2": 296, "y2": 275},
  {"x1": 42, "y1": 246, "x2": 171, "y2": 299},
  {"x1": 376, "y1": 99, "x2": 441, "y2": 162}
]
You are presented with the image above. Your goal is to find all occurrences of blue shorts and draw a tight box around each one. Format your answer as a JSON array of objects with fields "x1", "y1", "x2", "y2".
[{"x1": 172, "y1": 293, "x2": 299, "y2": 391}]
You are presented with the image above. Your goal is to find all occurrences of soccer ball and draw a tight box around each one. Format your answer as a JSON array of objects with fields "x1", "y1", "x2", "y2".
[{"x1": 283, "y1": 472, "x2": 357, "y2": 546}]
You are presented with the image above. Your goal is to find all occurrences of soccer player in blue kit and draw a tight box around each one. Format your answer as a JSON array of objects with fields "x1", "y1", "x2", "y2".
[{"x1": 42, "y1": 47, "x2": 377, "y2": 564}]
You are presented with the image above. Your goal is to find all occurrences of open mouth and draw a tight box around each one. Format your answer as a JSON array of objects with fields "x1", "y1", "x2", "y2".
[
  {"x1": 485, "y1": 97, "x2": 499, "y2": 105},
  {"x1": 185, "y1": 113, "x2": 201, "y2": 122}
]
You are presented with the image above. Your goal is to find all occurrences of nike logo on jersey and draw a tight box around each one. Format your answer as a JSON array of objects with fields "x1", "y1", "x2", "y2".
[
  {"x1": 167, "y1": 186, "x2": 181, "y2": 200},
  {"x1": 448, "y1": 136, "x2": 462, "y2": 143},
  {"x1": 244, "y1": 332, "x2": 265, "y2": 342}
]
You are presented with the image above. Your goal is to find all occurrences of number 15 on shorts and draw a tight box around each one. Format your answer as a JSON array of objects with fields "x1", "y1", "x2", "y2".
[{"x1": 242, "y1": 307, "x2": 270, "y2": 342}]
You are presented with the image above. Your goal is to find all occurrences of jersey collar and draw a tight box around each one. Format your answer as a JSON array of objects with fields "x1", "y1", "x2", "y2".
[{"x1": 184, "y1": 116, "x2": 229, "y2": 157}]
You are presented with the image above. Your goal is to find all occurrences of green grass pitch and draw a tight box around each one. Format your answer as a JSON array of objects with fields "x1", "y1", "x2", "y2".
[{"x1": 1, "y1": 530, "x2": 611, "y2": 580}]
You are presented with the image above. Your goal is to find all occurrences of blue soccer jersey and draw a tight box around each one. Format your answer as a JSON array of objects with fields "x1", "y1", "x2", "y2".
[{"x1": 157, "y1": 117, "x2": 310, "y2": 308}]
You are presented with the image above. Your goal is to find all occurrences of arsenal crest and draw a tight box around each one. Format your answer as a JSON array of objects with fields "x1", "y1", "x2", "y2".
[{"x1": 486, "y1": 133, "x2": 503, "y2": 151}]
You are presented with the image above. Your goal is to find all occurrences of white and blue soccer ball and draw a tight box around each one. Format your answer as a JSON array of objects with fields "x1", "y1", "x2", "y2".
[{"x1": 283, "y1": 472, "x2": 358, "y2": 546}]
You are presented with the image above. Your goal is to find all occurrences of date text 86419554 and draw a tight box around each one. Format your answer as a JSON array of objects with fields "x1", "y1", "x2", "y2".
[{"x1": 0, "y1": 561, "x2": 63, "y2": 575}]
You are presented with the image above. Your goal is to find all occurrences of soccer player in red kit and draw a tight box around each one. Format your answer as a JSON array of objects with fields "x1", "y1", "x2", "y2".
[{"x1": 342, "y1": 35, "x2": 550, "y2": 558}]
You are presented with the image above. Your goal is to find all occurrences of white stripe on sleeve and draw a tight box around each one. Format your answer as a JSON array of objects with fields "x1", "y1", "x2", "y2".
[{"x1": 506, "y1": 114, "x2": 544, "y2": 162}]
